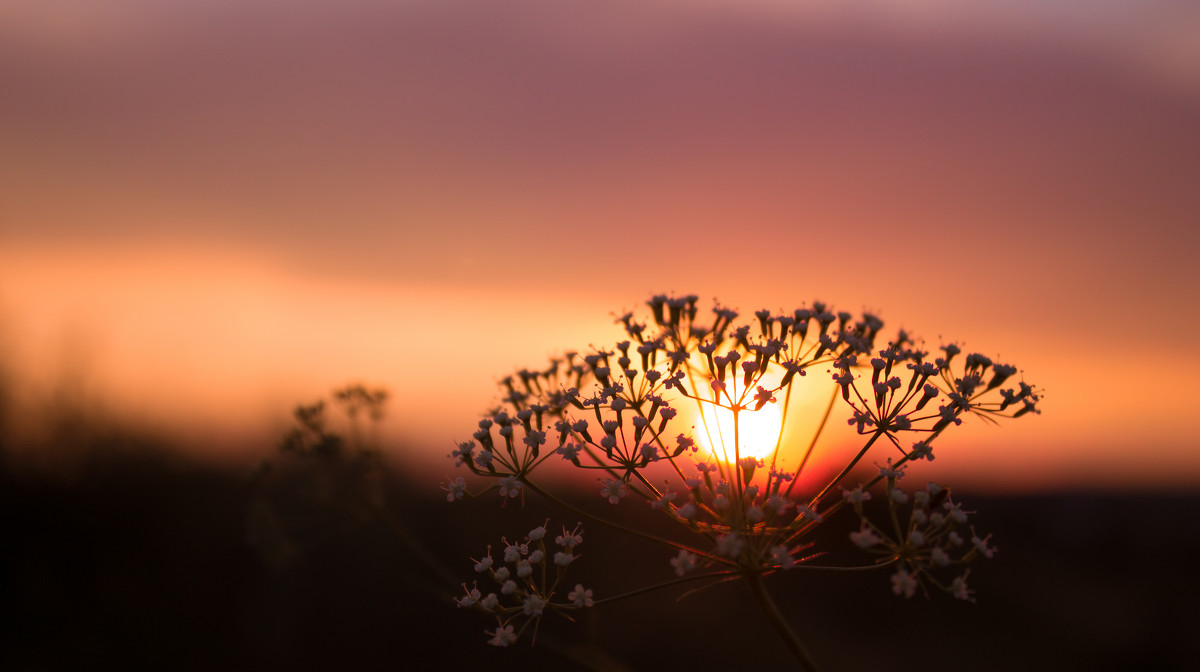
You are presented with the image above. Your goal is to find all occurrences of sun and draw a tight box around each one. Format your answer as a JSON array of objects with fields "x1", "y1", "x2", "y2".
[{"x1": 694, "y1": 374, "x2": 786, "y2": 462}]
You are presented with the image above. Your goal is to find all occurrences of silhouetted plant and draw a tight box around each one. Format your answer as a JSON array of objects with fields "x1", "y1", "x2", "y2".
[
  {"x1": 445, "y1": 294, "x2": 1040, "y2": 669},
  {"x1": 249, "y1": 384, "x2": 392, "y2": 569}
]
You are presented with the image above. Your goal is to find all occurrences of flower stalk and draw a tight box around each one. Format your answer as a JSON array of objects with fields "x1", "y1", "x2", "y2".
[{"x1": 747, "y1": 571, "x2": 819, "y2": 671}]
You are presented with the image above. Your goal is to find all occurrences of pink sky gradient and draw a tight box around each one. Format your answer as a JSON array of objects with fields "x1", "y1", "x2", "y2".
[{"x1": 2, "y1": 1, "x2": 1198, "y2": 490}]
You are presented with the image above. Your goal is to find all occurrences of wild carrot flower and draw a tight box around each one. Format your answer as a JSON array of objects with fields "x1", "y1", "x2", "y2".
[
  {"x1": 568, "y1": 584, "x2": 594, "y2": 607},
  {"x1": 455, "y1": 523, "x2": 595, "y2": 646},
  {"x1": 444, "y1": 293, "x2": 1039, "y2": 666}
]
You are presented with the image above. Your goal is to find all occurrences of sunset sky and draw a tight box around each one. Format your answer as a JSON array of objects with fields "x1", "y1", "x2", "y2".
[{"x1": 2, "y1": 0, "x2": 1198, "y2": 491}]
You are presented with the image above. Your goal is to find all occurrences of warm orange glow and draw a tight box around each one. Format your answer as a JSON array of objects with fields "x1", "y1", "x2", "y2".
[
  {"x1": 1, "y1": 0, "x2": 1198, "y2": 491},
  {"x1": 693, "y1": 372, "x2": 786, "y2": 462}
]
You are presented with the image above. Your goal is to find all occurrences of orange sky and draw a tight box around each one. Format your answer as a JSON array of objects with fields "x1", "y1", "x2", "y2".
[{"x1": 2, "y1": 1, "x2": 1198, "y2": 491}]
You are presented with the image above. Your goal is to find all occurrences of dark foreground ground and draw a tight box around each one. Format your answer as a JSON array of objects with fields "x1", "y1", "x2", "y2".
[{"x1": 3, "y1": 447, "x2": 1198, "y2": 672}]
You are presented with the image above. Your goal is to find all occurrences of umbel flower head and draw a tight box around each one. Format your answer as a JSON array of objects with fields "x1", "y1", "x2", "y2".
[
  {"x1": 456, "y1": 522, "x2": 593, "y2": 646},
  {"x1": 443, "y1": 294, "x2": 1040, "y2": 659}
]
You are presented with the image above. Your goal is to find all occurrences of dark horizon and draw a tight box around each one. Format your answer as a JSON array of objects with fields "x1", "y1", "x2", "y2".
[{"x1": 3, "y1": 432, "x2": 1197, "y2": 671}]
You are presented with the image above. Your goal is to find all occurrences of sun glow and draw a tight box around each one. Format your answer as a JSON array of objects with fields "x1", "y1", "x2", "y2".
[{"x1": 694, "y1": 376, "x2": 786, "y2": 462}]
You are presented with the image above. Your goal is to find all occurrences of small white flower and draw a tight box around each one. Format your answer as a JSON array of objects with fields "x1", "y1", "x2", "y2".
[
  {"x1": 503, "y1": 543, "x2": 525, "y2": 564},
  {"x1": 670, "y1": 549, "x2": 698, "y2": 576},
  {"x1": 599, "y1": 478, "x2": 628, "y2": 505},
  {"x1": 528, "y1": 549, "x2": 544, "y2": 564},
  {"x1": 554, "y1": 551, "x2": 576, "y2": 567},
  {"x1": 516, "y1": 560, "x2": 533, "y2": 578},
  {"x1": 556, "y1": 527, "x2": 583, "y2": 548},
  {"x1": 456, "y1": 585, "x2": 481, "y2": 607},
  {"x1": 480, "y1": 593, "x2": 499, "y2": 611},
  {"x1": 951, "y1": 574, "x2": 975, "y2": 602},
  {"x1": 715, "y1": 533, "x2": 744, "y2": 558},
  {"x1": 850, "y1": 525, "x2": 882, "y2": 550},
  {"x1": 945, "y1": 501, "x2": 969, "y2": 524},
  {"x1": 842, "y1": 485, "x2": 871, "y2": 505},
  {"x1": 651, "y1": 490, "x2": 678, "y2": 509},
  {"x1": 931, "y1": 546, "x2": 951, "y2": 567},
  {"x1": 528, "y1": 524, "x2": 547, "y2": 541},
  {"x1": 523, "y1": 430, "x2": 546, "y2": 448},
  {"x1": 497, "y1": 476, "x2": 522, "y2": 498},
  {"x1": 910, "y1": 440, "x2": 934, "y2": 461},
  {"x1": 971, "y1": 533, "x2": 996, "y2": 559},
  {"x1": 891, "y1": 569, "x2": 918, "y2": 598},
  {"x1": 500, "y1": 579, "x2": 517, "y2": 595},
  {"x1": 676, "y1": 502, "x2": 697, "y2": 519},
  {"x1": 449, "y1": 442, "x2": 473, "y2": 467},
  {"x1": 890, "y1": 487, "x2": 909, "y2": 504},
  {"x1": 568, "y1": 584, "x2": 594, "y2": 608},
  {"x1": 443, "y1": 477, "x2": 467, "y2": 502},
  {"x1": 798, "y1": 504, "x2": 823, "y2": 523},
  {"x1": 878, "y1": 458, "x2": 906, "y2": 479},
  {"x1": 522, "y1": 594, "x2": 547, "y2": 616},
  {"x1": 488, "y1": 624, "x2": 517, "y2": 647},
  {"x1": 473, "y1": 556, "x2": 493, "y2": 573},
  {"x1": 493, "y1": 567, "x2": 510, "y2": 581}
]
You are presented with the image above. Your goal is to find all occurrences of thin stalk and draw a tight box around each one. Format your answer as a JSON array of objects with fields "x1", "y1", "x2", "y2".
[
  {"x1": 733, "y1": 407, "x2": 745, "y2": 505},
  {"x1": 522, "y1": 480, "x2": 709, "y2": 556},
  {"x1": 807, "y1": 430, "x2": 884, "y2": 508},
  {"x1": 589, "y1": 570, "x2": 736, "y2": 606},
  {"x1": 786, "y1": 384, "x2": 839, "y2": 498},
  {"x1": 765, "y1": 380, "x2": 793, "y2": 483},
  {"x1": 790, "y1": 557, "x2": 898, "y2": 572},
  {"x1": 746, "y1": 572, "x2": 819, "y2": 671}
]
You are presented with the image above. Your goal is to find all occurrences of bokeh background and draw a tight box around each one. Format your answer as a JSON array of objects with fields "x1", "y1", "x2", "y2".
[{"x1": 2, "y1": 1, "x2": 1198, "y2": 669}]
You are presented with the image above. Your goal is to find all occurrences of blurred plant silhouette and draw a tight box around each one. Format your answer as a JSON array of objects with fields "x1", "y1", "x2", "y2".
[
  {"x1": 445, "y1": 294, "x2": 1040, "y2": 670},
  {"x1": 248, "y1": 384, "x2": 395, "y2": 570}
]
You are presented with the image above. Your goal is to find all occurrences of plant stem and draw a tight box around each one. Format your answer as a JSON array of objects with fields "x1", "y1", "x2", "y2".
[
  {"x1": 808, "y1": 430, "x2": 884, "y2": 508},
  {"x1": 590, "y1": 570, "x2": 735, "y2": 606},
  {"x1": 746, "y1": 572, "x2": 819, "y2": 671},
  {"x1": 785, "y1": 384, "x2": 839, "y2": 500},
  {"x1": 523, "y1": 480, "x2": 708, "y2": 556}
]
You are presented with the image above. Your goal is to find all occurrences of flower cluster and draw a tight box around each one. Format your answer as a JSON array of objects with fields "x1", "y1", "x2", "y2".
[
  {"x1": 844, "y1": 460, "x2": 993, "y2": 601},
  {"x1": 443, "y1": 294, "x2": 1040, "y2": 658},
  {"x1": 831, "y1": 339, "x2": 1039, "y2": 461},
  {"x1": 455, "y1": 522, "x2": 593, "y2": 646}
]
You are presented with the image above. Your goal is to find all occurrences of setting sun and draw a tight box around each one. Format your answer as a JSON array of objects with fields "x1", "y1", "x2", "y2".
[{"x1": 693, "y1": 375, "x2": 786, "y2": 462}]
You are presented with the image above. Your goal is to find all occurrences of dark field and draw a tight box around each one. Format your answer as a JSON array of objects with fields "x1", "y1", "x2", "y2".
[{"x1": 3, "y1": 445, "x2": 1198, "y2": 672}]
